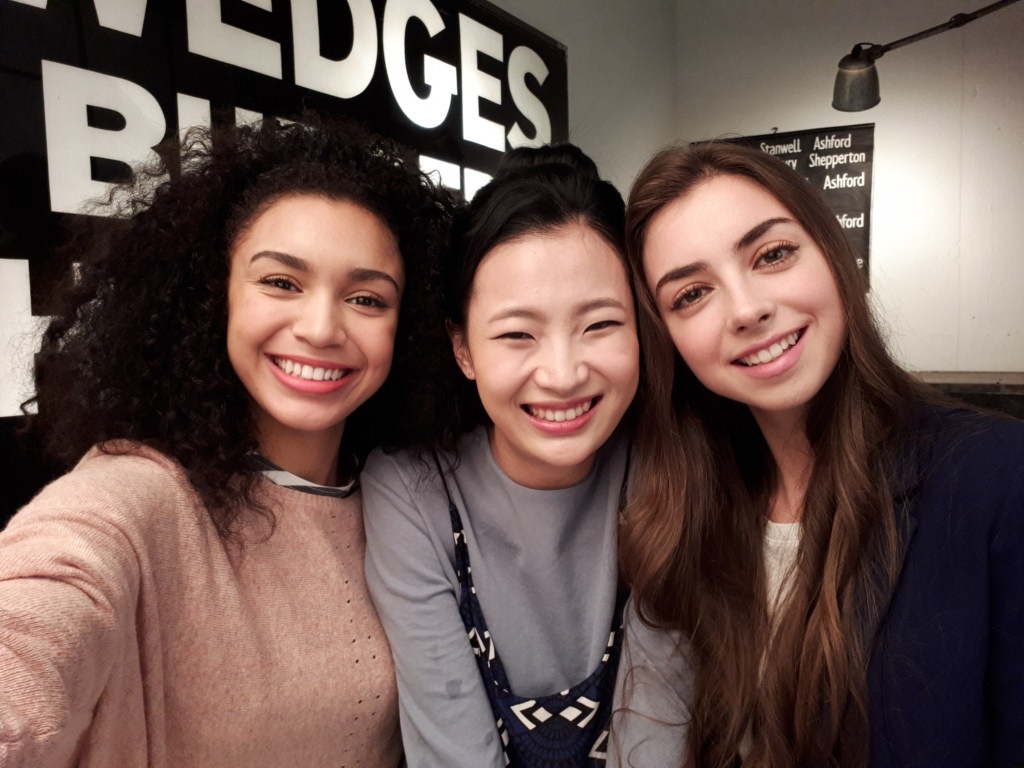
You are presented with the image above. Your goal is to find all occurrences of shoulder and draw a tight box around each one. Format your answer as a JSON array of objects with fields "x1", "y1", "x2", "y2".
[
  {"x1": 363, "y1": 445, "x2": 445, "y2": 498},
  {"x1": 0, "y1": 444, "x2": 206, "y2": 595},
  {"x1": 914, "y1": 405, "x2": 1024, "y2": 461},
  {"x1": 31, "y1": 441, "x2": 194, "y2": 500},
  {"x1": 362, "y1": 426, "x2": 488, "y2": 496},
  {"x1": 906, "y1": 406, "x2": 1024, "y2": 498},
  {"x1": 7, "y1": 443, "x2": 204, "y2": 544},
  {"x1": 899, "y1": 405, "x2": 1024, "y2": 554}
]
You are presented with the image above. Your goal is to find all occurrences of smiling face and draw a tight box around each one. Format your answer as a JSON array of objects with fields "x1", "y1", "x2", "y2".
[
  {"x1": 642, "y1": 174, "x2": 846, "y2": 434},
  {"x1": 227, "y1": 194, "x2": 403, "y2": 483},
  {"x1": 451, "y1": 222, "x2": 640, "y2": 489}
]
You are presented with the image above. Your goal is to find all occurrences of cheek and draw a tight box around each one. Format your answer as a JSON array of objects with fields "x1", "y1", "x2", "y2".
[
  {"x1": 661, "y1": 316, "x2": 697, "y2": 361},
  {"x1": 666, "y1": 321, "x2": 720, "y2": 380},
  {"x1": 467, "y1": 347, "x2": 521, "y2": 403},
  {"x1": 365, "y1": 321, "x2": 399, "y2": 368},
  {"x1": 607, "y1": 335, "x2": 641, "y2": 386},
  {"x1": 472, "y1": 349, "x2": 513, "y2": 385},
  {"x1": 225, "y1": 299, "x2": 256, "y2": 361}
]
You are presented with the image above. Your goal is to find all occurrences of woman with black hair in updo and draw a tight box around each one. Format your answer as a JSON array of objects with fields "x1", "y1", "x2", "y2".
[
  {"x1": 362, "y1": 144, "x2": 664, "y2": 767},
  {"x1": 0, "y1": 114, "x2": 453, "y2": 767}
]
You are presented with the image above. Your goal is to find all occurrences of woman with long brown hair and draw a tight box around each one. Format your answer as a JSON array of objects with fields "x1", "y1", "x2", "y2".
[{"x1": 610, "y1": 141, "x2": 1024, "y2": 767}]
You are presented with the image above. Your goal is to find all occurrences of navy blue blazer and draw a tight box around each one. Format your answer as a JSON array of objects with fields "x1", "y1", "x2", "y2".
[{"x1": 867, "y1": 407, "x2": 1024, "y2": 767}]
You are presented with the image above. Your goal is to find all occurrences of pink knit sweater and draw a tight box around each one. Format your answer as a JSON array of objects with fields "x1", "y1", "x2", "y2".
[{"x1": 0, "y1": 444, "x2": 401, "y2": 767}]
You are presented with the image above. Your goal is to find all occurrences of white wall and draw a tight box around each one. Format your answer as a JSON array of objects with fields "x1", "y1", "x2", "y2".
[
  {"x1": 673, "y1": 0, "x2": 1024, "y2": 373},
  {"x1": 492, "y1": 0, "x2": 678, "y2": 194},
  {"x1": 495, "y1": 0, "x2": 1024, "y2": 374}
]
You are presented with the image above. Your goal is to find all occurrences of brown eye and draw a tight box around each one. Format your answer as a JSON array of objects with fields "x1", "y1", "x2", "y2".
[
  {"x1": 755, "y1": 241, "x2": 798, "y2": 268},
  {"x1": 350, "y1": 295, "x2": 386, "y2": 308},
  {"x1": 259, "y1": 276, "x2": 299, "y2": 291},
  {"x1": 585, "y1": 320, "x2": 623, "y2": 333},
  {"x1": 671, "y1": 285, "x2": 708, "y2": 311}
]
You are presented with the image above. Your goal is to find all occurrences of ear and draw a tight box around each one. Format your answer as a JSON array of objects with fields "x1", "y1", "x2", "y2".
[{"x1": 448, "y1": 322, "x2": 476, "y2": 381}]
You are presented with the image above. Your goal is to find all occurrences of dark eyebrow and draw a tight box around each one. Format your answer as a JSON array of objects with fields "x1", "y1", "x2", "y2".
[
  {"x1": 736, "y1": 217, "x2": 793, "y2": 251},
  {"x1": 249, "y1": 250, "x2": 308, "y2": 271},
  {"x1": 577, "y1": 298, "x2": 628, "y2": 314},
  {"x1": 248, "y1": 253, "x2": 401, "y2": 293},
  {"x1": 653, "y1": 217, "x2": 795, "y2": 295},
  {"x1": 488, "y1": 307, "x2": 542, "y2": 323},
  {"x1": 349, "y1": 267, "x2": 402, "y2": 293},
  {"x1": 654, "y1": 261, "x2": 707, "y2": 294},
  {"x1": 487, "y1": 298, "x2": 627, "y2": 324}
]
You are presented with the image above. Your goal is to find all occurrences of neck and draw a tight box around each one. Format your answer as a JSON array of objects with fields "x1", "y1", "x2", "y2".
[
  {"x1": 488, "y1": 427, "x2": 595, "y2": 490},
  {"x1": 256, "y1": 423, "x2": 344, "y2": 487},
  {"x1": 752, "y1": 409, "x2": 812, "y2": 523}
]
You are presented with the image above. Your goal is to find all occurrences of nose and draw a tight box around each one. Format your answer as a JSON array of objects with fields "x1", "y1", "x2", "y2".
[
  {"x1": 293, "y1": 294, "x2": 347, "y2": 347},
  {"x1": 533, "y1": 339, "x2": 588, "y2": 393},
  {"x1": 728, "y1": 280, "x2": 775, "y2": 333}
]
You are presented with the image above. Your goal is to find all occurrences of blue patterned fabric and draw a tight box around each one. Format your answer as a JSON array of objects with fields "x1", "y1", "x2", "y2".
[{"x1": 443, "y1": 485, "x2": 626, "y2": 767}]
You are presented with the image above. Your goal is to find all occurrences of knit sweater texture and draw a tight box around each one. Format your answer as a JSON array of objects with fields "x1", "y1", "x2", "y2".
[{"x1": 0, "y1": 443, "x2": 401, "y2": 767}]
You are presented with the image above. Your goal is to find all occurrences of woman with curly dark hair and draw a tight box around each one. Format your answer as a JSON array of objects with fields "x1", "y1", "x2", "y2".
[
  {"x1": 610, "y1": 140, "x2": 1024, "y2": 767},
  {"x1": 0, "y1": 114, "x2": 453, "y2": 766},
  {"x1": 361, "y1": 143, "x2": 665, "y2": 768}
]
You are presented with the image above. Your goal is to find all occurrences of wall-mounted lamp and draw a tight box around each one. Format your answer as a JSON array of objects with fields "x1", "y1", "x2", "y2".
[{"x1": 832, "y1": 0, "x2": 1022, "y2": 111}]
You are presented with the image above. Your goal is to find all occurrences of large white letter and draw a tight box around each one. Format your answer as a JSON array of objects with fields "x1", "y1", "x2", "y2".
[
  {"x1": 384, "y1": 0, "x2": 457, "y2": 128},
  {"x1": 93, "y1": 0, "x2": 148, "y2": 36},
  {"x1": 185, "y1": 0, "x2": 281, "y2": 79},
  {"x1": 418, "y1": 154, "x2": 461, "y2": 191},
  {"x1": 0, "y1": 259, "x2": 45, "y2": 418},
  {"x1": 176, "y1": 92, "x2": 211, "y2": 141},
  {"x1": 506, "y1": 45, "x2": 550, "y2": 148},
  {"x1": 42, "y1": 61, "x2": 166, "y2": 215},
  {"x1": 458, "y1": 14, "x2": 504, "y2": 151},
  {"x1": 293, "y1": 0, "x2": 377, "y2": 99}
]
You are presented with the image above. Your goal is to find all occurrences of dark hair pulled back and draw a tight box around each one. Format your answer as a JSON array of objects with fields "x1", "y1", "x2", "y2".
[{"x1": 384, "y1": 142, "x2": 666, "y2": 456}]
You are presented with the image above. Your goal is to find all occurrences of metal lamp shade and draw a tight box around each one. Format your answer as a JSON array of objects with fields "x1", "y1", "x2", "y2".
[{"x1": 833, "y1": 54, "x2": 881, "y2": 111}]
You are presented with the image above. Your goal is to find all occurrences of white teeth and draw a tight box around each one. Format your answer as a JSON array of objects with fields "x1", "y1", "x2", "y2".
[
  {"x1": 740, "y1": 332, "x2": 800, "y2": 367},
  {"x1": 274, "y1": 358, "x2": 346, "y2": 381},
  {"x1": 528, "y1": 400, "x2": 592, "y2": 422}
]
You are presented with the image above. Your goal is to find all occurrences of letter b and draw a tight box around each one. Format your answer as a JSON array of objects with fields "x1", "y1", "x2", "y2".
[{"x1": 42, "y1": 61, "x2": 166, "y2": 215}]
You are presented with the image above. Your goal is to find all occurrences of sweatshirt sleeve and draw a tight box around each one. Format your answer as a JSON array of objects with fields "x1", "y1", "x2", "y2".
[
  {"x1": 361, "y1": 450, "x2": 505, "y2": 768},
  {"x1": 0, "y1": 458, "x2": 143, "y2": 767},
  {"x1": 607, "y1": 596, "x2": 694, "y2": 768},
  {"x1": 987, "y1": 422, "x2": 1024, "y2": 765}
]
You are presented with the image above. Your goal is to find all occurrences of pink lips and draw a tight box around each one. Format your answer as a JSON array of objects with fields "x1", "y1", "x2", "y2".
[
  {"x1": 268, "y1": 356, "x2": 355, "y2": 394},
  {"x1": 523, "y1": 397, "x2": 598, "y2": 435},
  {"x1": 733, "y1": 330, "x2": 806, "y2": 380}
]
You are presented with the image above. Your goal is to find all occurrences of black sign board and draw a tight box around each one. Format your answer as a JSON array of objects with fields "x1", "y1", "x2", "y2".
[
  {"x1": 0, "y1": 0, "x2": 569, "y2": 523},
  {"x1": 727, "y1": 124, "x2": 874, "y2": 275}
]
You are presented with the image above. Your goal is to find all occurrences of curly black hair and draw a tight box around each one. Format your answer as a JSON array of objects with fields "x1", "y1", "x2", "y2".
[{"x1": 27, "y1": 113, "x2": 455, "y2": 536}]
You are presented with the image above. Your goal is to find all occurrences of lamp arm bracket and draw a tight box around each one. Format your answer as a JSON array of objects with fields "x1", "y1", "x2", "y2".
[{"x1": 881, "y1": 0, "x2": 1021, "y2": 55}]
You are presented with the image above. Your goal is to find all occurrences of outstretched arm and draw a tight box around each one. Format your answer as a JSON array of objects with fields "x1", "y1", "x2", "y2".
[{"x1": 0, "y1": 466, "x2": 142, "y2": 767}]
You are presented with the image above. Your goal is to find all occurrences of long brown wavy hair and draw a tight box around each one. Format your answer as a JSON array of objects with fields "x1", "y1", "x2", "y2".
[{"x1": 619, "y1": 141, "x2": 941, "y2": 766}]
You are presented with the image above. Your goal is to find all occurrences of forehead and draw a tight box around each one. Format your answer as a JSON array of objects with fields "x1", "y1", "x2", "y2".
[
  {"x1": 234, "y1": 194, "x2": 402, "y2": 269},
  {"x1": 242, "y1": 193, "x2": 386, "y2": 235},
  {"x1": 648, "y1": 174, "x2": 792, "y2": 247},
  {"x1": 471, "y1": 223, "x2": 630, "y2": 300}
]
